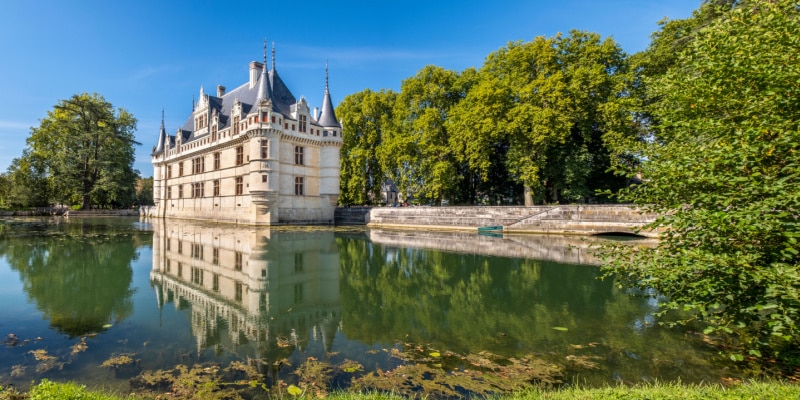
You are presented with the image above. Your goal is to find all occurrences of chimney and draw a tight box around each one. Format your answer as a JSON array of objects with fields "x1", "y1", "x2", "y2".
[
  {"x1": 217, "y1": 85, "x2": 226, "y2": 97},
  {"x1": 249, "y1": 61, "x2": 264, "y2": 88},
  {"x1": 313, "y1": 107, "x2": 319, "y2": 120}
]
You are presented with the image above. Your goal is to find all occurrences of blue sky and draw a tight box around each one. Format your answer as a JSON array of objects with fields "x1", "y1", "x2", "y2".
[{"x1": 0, "y1": 0, "x2": 699, "y2": 177}]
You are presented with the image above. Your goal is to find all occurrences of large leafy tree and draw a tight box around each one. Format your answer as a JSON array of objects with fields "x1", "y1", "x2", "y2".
[
  {"x1": 381, "y1": 65, "x2": 474, "y2": 205},
  {"x1": 2, "y1": 150, "x2": 51, "y2": 208},
  {"x1": 602, "y1": 0, "x2": 800, "y2": 364},
  {"x1": 448, "y1": 31, "x2": 630, "y2": 204},
  {"x1": 337, "y1": 89, "x2": 397, "y2": 205},
  {"x1": 26, "y1": 93, "x2": 139, "y2": 209}
]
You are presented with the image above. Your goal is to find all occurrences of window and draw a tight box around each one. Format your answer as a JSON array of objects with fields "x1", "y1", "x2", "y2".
[
  {"x1": 192, "y1": 268, "x2": 203, "y2": 285},
  {"x1": 235, "y1": 282, "x2": 243, "y2": 302},
  {"x1": 233, "y1": 116, "x2": 240, "y2": 135},
  {"x1": 284, "y1": 122, "x2": 288, "y2": 129},
  {"x1": 193, "y1": 182, "x2": 203, "y2": 198},
  {"x1": 167, "y1": 186, "x2": 172, "y2": 199},
  {"x1": 295, "y1": 176, "x2": 304, "y2": 196},
  {"x1": 299, "y1": 115, "x2": 307, "y2": 133},
  {"x1": 177, "y1": 240, "x2": 183, "y2": 254},
  {"x1": 213, "y1": 180, "x2": 220, "y2": 196},
  {"x1": 212, "y1": 274, "x2": 219, "y2": 292},
  {"x1": 235, "y1": 146, "x2": 244, "y2": 165},
  {"x1": 294, "y1": 253, "x2": 303, "y2": 273},
  {"x1": 235, "y1": 251, "x2": 242, "y2": 271},
  {"x1": 179, "y1": 162, "x2": 184, "y2": 177},
  {"x1": 235, "y1": 176, "x2": 243, "y2": 195},
  {"x1": 192, "y1": 243, "x2": 203, "y2": 260},
  {"x1": 294, "y1": 283, "x2": 304, "y2": 304},
  {"x1": 213, "y1": 152, "x2": 220, "y2": 170},
  {"x1": 211, "y1": 124, "x2": 217, "y2": 141},
  {"x1": 192, "y1": 157, "x2": 204, "y2": 174},
  {"x1": 178, "y1": 184, "x2": 184, "y2": 198},
  {"x1": 212, "y1": 247, "x2": 219, "y2": 265},
  {"x1": 294, "y1": 146, "x2": 304, "y2": 165},
  {"x1": 167, "y1": 165, "x2": 172, "y2": 179},
  {"x1": 262, "y1": 175, "x2": 268, "y2": 183},
  {"x1": 261, "y1": 140, "x2": 269, "y2": 159}
]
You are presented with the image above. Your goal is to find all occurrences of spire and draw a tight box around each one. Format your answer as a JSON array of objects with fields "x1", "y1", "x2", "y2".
[
  {"x1": 271, "y1": 41, "x2": 276, "y2": 72},
  {"x1": 317, "y1": 60, "x2": 340, "y2": 128},
  {"x1": 256, "y1": 39, "x2": 277, "y2": 111},
  {"x1": 154, "y1": 108, "x2": 166, "y2": 154}
]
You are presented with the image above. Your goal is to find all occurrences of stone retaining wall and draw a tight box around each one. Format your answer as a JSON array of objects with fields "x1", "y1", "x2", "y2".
[{"x1": 366, "y1": 205, "x2": 657, "y2": 237}]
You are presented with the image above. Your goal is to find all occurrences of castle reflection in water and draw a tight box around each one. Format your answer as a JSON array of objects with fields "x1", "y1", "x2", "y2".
[
  {"x1": 149, "y1": 220, "x2": 341, "y2": 359},
  {"x1": 148, "y1": 219, "x2": 652, "y2": 361}
]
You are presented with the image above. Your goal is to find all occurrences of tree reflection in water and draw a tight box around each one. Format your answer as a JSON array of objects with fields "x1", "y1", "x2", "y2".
[{"x1": 0, "y1": 218, "x2": 143, "y2": 337}]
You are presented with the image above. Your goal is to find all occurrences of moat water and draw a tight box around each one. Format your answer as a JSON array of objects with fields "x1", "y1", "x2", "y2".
[{"x1": 0, "y1": 217, "x2": 740, "y2": 397}]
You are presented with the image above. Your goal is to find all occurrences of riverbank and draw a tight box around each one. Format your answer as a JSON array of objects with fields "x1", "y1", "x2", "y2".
[
  {"x1": 341, "y1": 205, "x2": 658, "y2": 238},
  {"x1": 0, "y1": 209, "x2": 139, "y2": 217},
  {"x1": 3, "y1": 379, "x2": 798, "y2": 400}
]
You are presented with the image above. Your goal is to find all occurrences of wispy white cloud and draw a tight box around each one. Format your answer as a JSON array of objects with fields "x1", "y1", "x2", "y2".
[
  {"x1": 128, "y1": 64, "x2": 184, "y2": 82},
  {"x1": 0, "y1": 120, "x2": 33, "y2": 130},
  {"x1": 282, "y1": 44, "x2": 467, "y2": 68}
]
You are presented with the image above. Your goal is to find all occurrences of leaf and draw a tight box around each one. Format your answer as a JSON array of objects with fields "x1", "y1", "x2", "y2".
[
  {"x1": 552, "y1": 327, "x2": 568, "y2": 332},
  {"x1": 429, "y1": 352, "x2": 441, "y2": 358},
  {"x1": 287, "y1": 384, "x2": 303, "y2": 397}
]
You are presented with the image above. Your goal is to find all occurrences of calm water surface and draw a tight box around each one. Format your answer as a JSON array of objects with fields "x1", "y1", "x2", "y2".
[{"x1": 0, "y1": 217, "x2": 738, "y2": 396}]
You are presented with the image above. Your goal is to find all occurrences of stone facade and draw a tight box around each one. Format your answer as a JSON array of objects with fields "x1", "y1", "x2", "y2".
[{"x1": 149, "y1": 46, "x2": 341, "y2": 225}]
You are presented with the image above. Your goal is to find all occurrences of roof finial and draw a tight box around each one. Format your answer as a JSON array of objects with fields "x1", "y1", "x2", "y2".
[
  {"x1": 325, "y1": 59, "x2": 329, "y2": 92},
  {"x1": 263, "y1": 38, "x2": 267, "y2": 67},
  {"x1": 192, "y1": 94, "x2": 195, "y2": 112},
  {"x1": 271, "y1": 41, "x2": 276, "y2": 71},
  {"x1": 161, "y1": 108, "x2": 165, "y2": 127}
]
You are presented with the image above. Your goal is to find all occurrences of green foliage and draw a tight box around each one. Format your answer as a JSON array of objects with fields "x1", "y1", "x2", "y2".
[
  {"x1": 601, "y1": 0, "x2": 800, "y2": 364},
  {"x1": 339, "y1": 32, "x2": 632, "y2": 206},
  {"x1": 381, "y1": 65, "x2": 474, "y2": 205},
  {"x1": 448, "y1": 31, "x2": 632, "y2": 204},
  {"x1": 24, "y1": 93, "x2": 139, "y2": 209},
  {"x1": 2, "y1": 150, "x2": 51, "y2": 208},
  {"x1": 135, "y1": 176, "x2": 154, "y2": 206},
  {"x1": 27, "y1": 379, "x2": 122, "y2": 400},
  {"x1": 337, "y1": 89, "x2": 397, "y2": 205}
]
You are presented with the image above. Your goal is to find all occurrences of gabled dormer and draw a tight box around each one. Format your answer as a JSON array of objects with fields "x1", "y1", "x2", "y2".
[
  {"x1": 211, "y1": 109, "x2": 219, "y2": 141},
  {"x1": 232, "y1": 98, "x2": 243, "y2": 135},
  {"x1": 194, "y1": 86, "x2": 210, "y2": 135},
  {"x1": 292, "y1": 97, "x2": 310, "y2": 133}
]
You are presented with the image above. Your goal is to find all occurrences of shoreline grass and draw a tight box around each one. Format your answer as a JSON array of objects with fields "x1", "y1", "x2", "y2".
[{"x1": 3, "y1": 379, "x2": 800, "y2": 400}]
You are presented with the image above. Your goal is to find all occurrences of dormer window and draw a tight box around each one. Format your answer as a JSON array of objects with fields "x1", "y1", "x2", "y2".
[{"x1": 299, "y1": 115, "x2": 307, "y2": 133}]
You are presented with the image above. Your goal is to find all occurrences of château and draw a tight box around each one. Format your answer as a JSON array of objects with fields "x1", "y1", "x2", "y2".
[{"x1": 149, "y1": 44, "x2": 341, "y2": 225}]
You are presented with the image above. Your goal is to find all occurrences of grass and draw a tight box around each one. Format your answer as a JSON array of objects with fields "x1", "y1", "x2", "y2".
[{"x1": 2, "y1": 380, "x2": 799, "y2": 399}]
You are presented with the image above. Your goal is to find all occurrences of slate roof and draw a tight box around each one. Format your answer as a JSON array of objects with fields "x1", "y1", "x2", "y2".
[{"x1": 154, "y1": 53, "x2": 340, "y2": 154}]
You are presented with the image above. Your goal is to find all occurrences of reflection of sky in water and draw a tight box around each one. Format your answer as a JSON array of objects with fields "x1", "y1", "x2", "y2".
[{"x1": 0, "y1": 219, "x2": 738, "y2": 392}]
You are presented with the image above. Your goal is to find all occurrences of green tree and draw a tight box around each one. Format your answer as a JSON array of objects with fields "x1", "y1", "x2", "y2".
[
  {"x1": 337, "y1": 89, "x2": 397, "y2": 205},
  {"x1": 381, "y1": 65, "x2": 473, "y2": 205},
  {"x1": 3, "y1": 150, "x2": 51, "y2": 208},
  {"x1": 26, "y1": 93, "x2": 139, "y2": 209},
  {"x1": 136, "y1": 176, "x2": 154, "y2": 206},
  {"x1": 448, "y1": 31, "x2": 630, "y2": 205},
  {"x1": 601, "y1": 0, "x2": 800, "y2": 365}
]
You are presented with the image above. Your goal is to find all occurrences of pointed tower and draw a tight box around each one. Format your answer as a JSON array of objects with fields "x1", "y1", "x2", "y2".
[
  {"x1": 154, "y1": 109, "x2": 167, "y2": 154},
  {"x1": 268, "y1": 42, "x2": 297, "y2": 115},
  {"x1": 256, "y1": 39, "x2": 278, "y2": 111},
  {"x1": 317, "y1": 61, "x2": 340, "y2": 128}
]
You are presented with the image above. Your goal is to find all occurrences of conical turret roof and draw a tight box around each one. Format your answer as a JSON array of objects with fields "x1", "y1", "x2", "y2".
[{"x1": 317, "y1": 62, "x2": 340, "y2": 128}]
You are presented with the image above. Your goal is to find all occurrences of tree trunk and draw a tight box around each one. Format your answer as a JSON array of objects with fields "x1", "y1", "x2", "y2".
[{"x1": 523, "y1": 185, "x2": 534, "y2": 206}]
